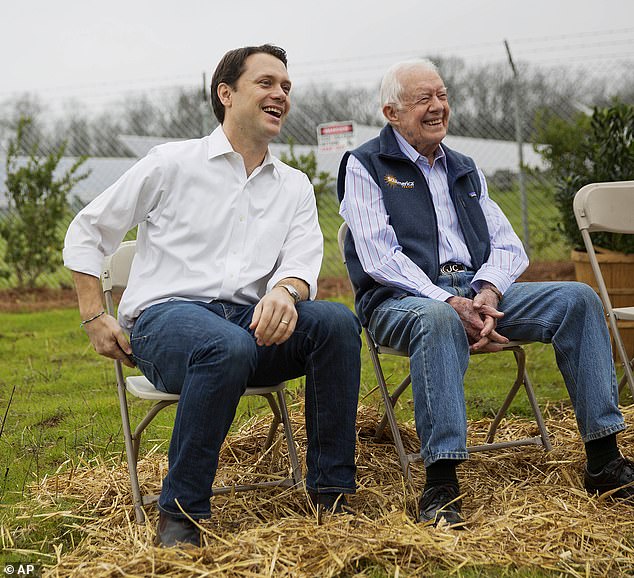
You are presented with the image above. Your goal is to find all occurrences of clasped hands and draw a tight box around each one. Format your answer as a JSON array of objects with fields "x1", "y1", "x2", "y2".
[{"x1": 447, "y1": 286, "x2": 507, "y2": 353}]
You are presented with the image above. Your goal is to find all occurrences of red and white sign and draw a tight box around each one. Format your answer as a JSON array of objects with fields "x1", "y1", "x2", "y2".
[{"x1": 317, "y1": 121, "x2": 355, "y2": 152}]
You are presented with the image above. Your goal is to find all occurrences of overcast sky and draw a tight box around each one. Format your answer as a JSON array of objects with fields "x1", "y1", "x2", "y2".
[{"x1": 2, "y1": 0, "x2": 633, "y2": 109}]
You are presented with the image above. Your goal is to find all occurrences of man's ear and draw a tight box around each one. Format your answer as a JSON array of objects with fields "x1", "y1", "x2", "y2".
[
  {"x1": 383, "y1": 103, "x2": 399, "y2": 124},
  {"x1": 217, "y1": 83, "x2": 232, "y2": 108}
]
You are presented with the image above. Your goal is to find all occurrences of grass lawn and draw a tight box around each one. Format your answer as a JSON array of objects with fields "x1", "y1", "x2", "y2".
[{"x1": 1, "y1": 299, "x2": 631, "y2": 575}]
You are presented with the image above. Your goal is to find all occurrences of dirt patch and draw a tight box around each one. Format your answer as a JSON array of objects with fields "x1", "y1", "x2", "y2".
[
  {"x1": 0, "y1": 287, "x2": 78, "y2": 313},
  {"x1": 517, "y1": 260, "x2": 575, "y2": 282},
  {"x1": 0, "y1": 262, "x2": 576, "y2": 312}
]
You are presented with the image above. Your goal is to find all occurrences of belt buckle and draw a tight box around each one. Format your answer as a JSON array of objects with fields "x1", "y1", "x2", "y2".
[{"x1": 440, "y1": 263, "x2": 464, "y2": 274}]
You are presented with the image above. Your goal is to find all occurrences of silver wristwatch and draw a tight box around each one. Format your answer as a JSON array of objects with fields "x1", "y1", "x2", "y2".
[{"x1": 279, "y1": 284, "x2": 301, "y2": 305}]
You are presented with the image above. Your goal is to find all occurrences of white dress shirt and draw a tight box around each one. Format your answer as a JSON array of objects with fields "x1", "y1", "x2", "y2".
[
  {"x1": 340, "y1": 129, "x2": 528, "y2": 302},
  {"x1": 64, "y1": 126, "x2": 323, "y2": 330}
]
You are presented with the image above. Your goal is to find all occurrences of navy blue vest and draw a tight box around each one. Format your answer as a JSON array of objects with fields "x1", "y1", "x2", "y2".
[{"x1": 337, "y1": 125, "x2": 491, "y2": 326}]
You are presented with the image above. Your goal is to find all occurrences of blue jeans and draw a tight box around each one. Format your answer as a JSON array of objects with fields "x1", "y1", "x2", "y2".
[
  {"x1": 368, "y1": 273, "x2": 625, "y2": 466},
  {"x1": 130, "y1": 299, "x2": 361, "y2": 519}
]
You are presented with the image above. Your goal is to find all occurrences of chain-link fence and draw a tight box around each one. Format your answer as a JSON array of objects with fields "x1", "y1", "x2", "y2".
[{"x1": 0, "y1": 53, "x2": 632, "y2": 289}]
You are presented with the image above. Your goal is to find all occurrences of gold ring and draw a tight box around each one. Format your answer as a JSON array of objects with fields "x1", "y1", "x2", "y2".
[{"x1": 280, "y1": 319, "x2": 290, "y2": 325}]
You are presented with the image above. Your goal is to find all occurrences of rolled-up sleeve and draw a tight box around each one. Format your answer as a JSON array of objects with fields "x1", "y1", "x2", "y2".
[{"x1": 63, "y1": 150, "x2": 165, "y2": 277}]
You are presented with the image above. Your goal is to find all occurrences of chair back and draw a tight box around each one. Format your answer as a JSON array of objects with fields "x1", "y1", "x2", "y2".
[
  {"x1": 573, "y1": 181, "x2": 634, "y2": 398},
  {"x1": 101, "y1": 240, "x2": 137, "y2": 293},
  {"x1": 337, "y1": 222, "x2": 358, "y2": 295},
  {"x1": 573, "y1": 181, "x2": 634, "y2": 235}
]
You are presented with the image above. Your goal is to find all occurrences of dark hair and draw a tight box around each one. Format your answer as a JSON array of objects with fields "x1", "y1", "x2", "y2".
[{"x1": 210, "y1": 44, "x2": 288, "y2": 123}]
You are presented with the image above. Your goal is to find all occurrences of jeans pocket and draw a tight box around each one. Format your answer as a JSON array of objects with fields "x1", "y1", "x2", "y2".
[
  {"x1": 131, "y1": 354, "x2": 168, "y2": 393},
  {"x1": 130, "y1": 332, "x2": 169, "y2": 393}
]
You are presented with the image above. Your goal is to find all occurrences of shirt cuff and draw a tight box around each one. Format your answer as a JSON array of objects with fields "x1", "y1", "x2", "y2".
[
  {"x1": 267, "y1": 269, "x2": 317, "y2": 300},
  {"x1": 471, "y1": 266, "x2": 514, "y2": 296},
  {"x1": 422, "y1": 284, "x2": 454, "y2": 302},
  {"x1": 63, "y1": 246, "x2": 106, "y2": 278}
]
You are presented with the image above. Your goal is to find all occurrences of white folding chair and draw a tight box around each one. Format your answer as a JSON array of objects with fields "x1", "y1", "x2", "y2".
[
  {"x1": 338, "y1": 223, "x2": 551, "y2": 482},
  {"x1": 573, "y1": 180, "x2": 634, "y2": 398},
  {"x1": 102, "y1": 241, "x2": 302, "y2": 523}
]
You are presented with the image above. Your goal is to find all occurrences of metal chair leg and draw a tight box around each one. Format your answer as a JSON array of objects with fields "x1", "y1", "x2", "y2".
[
  {"x1": 115, "y1": 366, "x2": 146, "y2": 524},
  {"x1": 262, "y1": 393, "x2": 282, "y2": 451},
  {"x1": 485, "y1": 347, "x2": 526, "y2": 444},
  {"x1": 276, "y1": 389, "x2": 302, "y2": 484},
  {"x1": 366, "y1": 334, "x2": 413, "y2": 484},
  {"x1": 375, "y1": 374, "x2": 411, "y2": 442}
]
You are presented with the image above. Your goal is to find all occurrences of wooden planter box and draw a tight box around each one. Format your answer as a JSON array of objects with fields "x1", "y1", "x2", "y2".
[{"x1": 571, "y1": 248, "x2": 634, "y2": 360}]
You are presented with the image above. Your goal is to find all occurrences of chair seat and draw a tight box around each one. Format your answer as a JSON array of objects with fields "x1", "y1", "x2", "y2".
[
  {"x1": 126, "y1": 375, "x2": 180, "y2": 400},
  {"x1": 614, "y1": 307, "x2": 634, "y2": 321},
  {"x1": 125, "y1": 375, "x2": 288, "y2": 401}
]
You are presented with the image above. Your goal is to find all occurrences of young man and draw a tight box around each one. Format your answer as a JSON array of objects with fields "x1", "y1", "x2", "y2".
[
  {"x1": 64, "y1": 44, "x2": 361, "y2": 547},
  {"x1": 339, "y1": 58, "x2": 633, "y2": 528}
]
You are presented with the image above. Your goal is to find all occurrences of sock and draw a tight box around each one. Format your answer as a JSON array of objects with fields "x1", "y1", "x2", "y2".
[
  {"x1": 585, "y1": 433, "x2": 620, "y2": 474},
  {"x1": 425, "y1": 459, "x2": 459, "y2": 489}
]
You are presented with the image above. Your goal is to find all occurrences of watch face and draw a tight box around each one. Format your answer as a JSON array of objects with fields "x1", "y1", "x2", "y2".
[{"x1": 282, "y1": 284, "x2": 300, "y2": 303}]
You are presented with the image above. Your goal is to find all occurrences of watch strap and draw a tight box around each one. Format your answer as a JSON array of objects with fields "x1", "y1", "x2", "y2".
[{"x1": 279, "y1": 284, "x2": 301, "y2": 304}]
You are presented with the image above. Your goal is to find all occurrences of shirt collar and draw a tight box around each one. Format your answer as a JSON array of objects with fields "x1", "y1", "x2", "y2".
[
  {"x1": 393, "y1": 128, "x2": 447, "y2": 170},
  {"x1": 207, "y1": 126, "x2": 278, "y2": 175}
]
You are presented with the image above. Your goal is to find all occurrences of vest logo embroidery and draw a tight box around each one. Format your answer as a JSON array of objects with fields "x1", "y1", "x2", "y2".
[
  {"x1": 384, "y1": 174, "x2": 415, "y2": 189},
  {"x1": 468, "y1": 191, "x2": 477, "y2": 198}
]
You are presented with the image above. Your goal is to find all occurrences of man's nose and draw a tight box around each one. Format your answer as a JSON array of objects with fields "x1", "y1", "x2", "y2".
[
  {"x1": 271, "y1": 85, "x2": 287, "y2": 100},
  {"x1": 428, "y1": 95, "x2": 443, "y2": 110}
]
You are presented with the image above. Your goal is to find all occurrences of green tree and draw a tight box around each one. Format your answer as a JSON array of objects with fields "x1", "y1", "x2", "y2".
[
  {"x1": 536, "y1": 101, "x2": 634, "y2": 252},
  {"x1": 279, "y1": 139, "x2": 335, "y2": 207},
  {"x1": 1, "y1": 116, "x2": 90, "y2": 288}
]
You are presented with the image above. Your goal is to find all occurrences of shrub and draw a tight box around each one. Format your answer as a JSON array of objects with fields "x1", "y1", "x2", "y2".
[
  {"x1": 1, "y1": 117, "x2": 89, "y2": 288},
  {"x1": 536, "y1": 101, "x2": 634, "y2": 253},
  {"x1": 279, "y1": 139, "x2": 335, "y2": 208}
]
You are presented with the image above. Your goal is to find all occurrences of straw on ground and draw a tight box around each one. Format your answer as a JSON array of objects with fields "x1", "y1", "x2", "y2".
[{"x1": 10, "y1": 404, "x2": 634, "y2": 577}]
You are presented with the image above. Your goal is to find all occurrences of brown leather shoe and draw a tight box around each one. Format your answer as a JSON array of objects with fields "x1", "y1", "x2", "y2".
[{"x1": 154, "y1": 511, "x2": 201, "y2": 548}]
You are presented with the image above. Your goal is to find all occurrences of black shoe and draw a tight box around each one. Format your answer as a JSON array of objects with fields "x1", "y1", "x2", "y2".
[
  {"x1": 307, "y1": 490, "x2": 354, "y2": 515},
  {"x1": 584, "y1": 456, "x2": 634, "y2": 500},
  {"x1": 418, "y1": 484, "x2": 465, "y2": 528},
  {"x1": 154, "y1": 511, "x2": 201, "y2": 548}
]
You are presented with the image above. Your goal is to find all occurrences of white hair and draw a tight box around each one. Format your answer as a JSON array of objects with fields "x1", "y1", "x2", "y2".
[{"x1": 379, "y1": 58, "x2": 439, "y2": 109}]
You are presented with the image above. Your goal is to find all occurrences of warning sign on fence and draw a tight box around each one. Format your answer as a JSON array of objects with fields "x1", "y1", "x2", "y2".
[{"x1": 317, "y1": 121, "x2": 355, "y2": 152}]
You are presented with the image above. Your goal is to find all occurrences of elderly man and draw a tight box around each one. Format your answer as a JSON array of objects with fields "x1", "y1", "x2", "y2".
[
  {"x1": 64, "y1": 44, "x2": 361, "y2": 547},
  {"x1": 338, "y1": 58, "x2": 633, "y2": 527}
]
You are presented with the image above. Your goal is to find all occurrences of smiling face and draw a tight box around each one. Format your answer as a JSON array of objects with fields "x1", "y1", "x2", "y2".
[
  {"x1": 218, "y1": 52, "x2": 291, "y2": 147},
  {"x1": 383, "y1": 66, "x2": 450, "y2": 163}
]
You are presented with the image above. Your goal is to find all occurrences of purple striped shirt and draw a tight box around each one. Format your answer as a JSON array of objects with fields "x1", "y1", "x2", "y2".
[{"x1": 339, "y1": 130, "x2": 528, "y2": 301}]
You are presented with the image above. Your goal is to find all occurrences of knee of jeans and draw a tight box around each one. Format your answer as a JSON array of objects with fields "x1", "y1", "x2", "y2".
[
  {"x1": 300, "y1": 301, "x2": 361, "y2": 340},
  {"x1": 564, "y1": 282, "x2": 604, "y2": 314},
  {"x1": 193, "y1": 333, "x2": 257, "y2": 375},
  {"x1": 407, "y1": 300, "x2": 462, "y2": 338}
]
